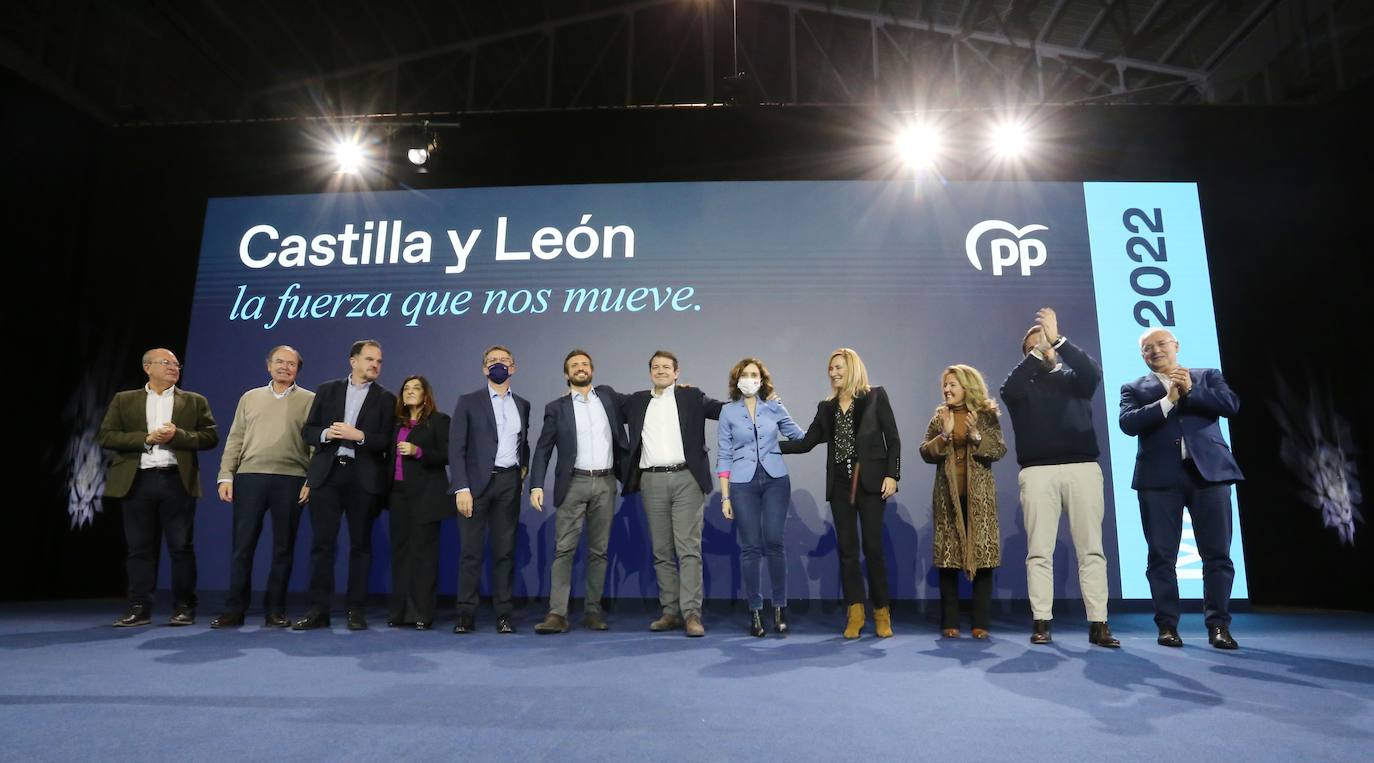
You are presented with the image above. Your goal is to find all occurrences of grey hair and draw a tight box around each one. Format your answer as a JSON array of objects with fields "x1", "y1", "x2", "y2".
[{"x1": 1138, "y1": 327, "x2": 1178, "y2": 348}]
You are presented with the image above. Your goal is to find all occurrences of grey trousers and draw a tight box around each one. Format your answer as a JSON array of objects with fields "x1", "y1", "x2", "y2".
[
  {"x1": 1019, "y1": 461, "x2": 1110, "y2": 622},
  {"x1": 548, "y1": 474, "x2": 617, "y2": 617},
  {"x1": 640, "y1": 469, "x2": 706, "y2": 617}
]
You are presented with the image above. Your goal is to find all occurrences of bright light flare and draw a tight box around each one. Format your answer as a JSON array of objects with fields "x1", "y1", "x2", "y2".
[
  {"x1": 991, "y1": 121, "x2": 1031, "y2": 158},
  {"x1": 334, "y1": 139, "x2": 366, "y2": 174},
  {"x1": 895, "y1": 124, "x2": 942, "y2": 167}
]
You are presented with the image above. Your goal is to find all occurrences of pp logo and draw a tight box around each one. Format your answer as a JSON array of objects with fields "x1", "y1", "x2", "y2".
[{"x1": 965, "y1": 220, "x2": 1049, "y2": 276}]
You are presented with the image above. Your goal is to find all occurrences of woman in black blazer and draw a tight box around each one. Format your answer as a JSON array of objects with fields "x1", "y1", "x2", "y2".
[
  {"x1": 387, "y1": 375, "x2": 451, "y2": 629},
  {"x1": 781, "y1": 348, "x2": 901, "y2": 639}
]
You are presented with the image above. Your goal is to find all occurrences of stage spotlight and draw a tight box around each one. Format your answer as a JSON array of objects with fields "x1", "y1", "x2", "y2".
[
  {"x1": 991, "y1": 121, "x2": 1030, "y2": 158},
  {"x1": 405, "y1": 130, "x2": 439, "y2": 174},
  {"x1": 334, "y1": 138, "x2": 365, "y2": 174},
  {"x1": 896, "y1": 124, "x2": 942, "y2": 167}
]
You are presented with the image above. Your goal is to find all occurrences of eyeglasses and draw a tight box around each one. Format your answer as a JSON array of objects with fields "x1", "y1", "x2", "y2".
[
  {"x1": 146, "y1": 359, "x2": 182, "y2": 370},
  {"x1": 1140, "y1": 341, "x2": 1177, "y2": 354},
  {"x1": 271, "y1": 359, "x2": 299, "y2": 368}
]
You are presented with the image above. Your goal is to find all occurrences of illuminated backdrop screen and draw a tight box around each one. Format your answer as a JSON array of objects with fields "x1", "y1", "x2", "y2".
[{"x1": 184, "y1": 180, "x2": 1246, "y2": 602}]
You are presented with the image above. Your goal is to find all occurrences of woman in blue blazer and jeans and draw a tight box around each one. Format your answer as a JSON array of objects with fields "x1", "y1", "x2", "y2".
[{"x1": 717, "y1": 357, "x2": 805, "y2": 637}]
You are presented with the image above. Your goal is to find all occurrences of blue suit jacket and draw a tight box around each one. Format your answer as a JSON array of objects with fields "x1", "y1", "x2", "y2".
[
  {"x1": 716, "y1": 398, "x2": 805, "y2": 483},
  {"x1": 528, "y1": 385, "x2": 630, "y2": 507},
  {"x1": 448, "y1": 386, "x2": 531, "y2": 497},
  {"x1": 1118, "y1": 368, "x2": 1243, "y2": 489}
]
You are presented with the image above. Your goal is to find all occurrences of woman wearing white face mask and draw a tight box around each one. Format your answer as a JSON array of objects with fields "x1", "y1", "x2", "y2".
[{"x1": 716, "y1": 357, "x2": 805, "y2": 637}]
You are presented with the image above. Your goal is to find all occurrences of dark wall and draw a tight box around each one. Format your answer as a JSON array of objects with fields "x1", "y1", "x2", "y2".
[{"x1": 8, "y1": 71, "x2": 1370, "y2": 608}]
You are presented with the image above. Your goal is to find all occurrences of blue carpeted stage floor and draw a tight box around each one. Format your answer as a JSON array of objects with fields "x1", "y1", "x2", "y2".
[{"x1": 2, "y1": 601, "x2": 1371, "y2": 761}]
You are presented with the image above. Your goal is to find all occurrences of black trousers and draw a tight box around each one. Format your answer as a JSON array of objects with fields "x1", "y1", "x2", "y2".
[
  {"x1": 388, "y1": 480, "x2": 442, "y2": 624},
  {"x1": 122, "y1": 468, "x2": 198, "y2": 610},
  {"x1": 306, "y1": 460, "x2": 378, "y2": 611},
  {"x1": 939, "y1": 568, "x2": 995, "y2": 630},
  {"x1": 456, "y1": 468, "x2": 522, "y2": 617},
  {"x1": 829, "y1": 468, "x2": 890, "y2": 608},
  {"x1": 1139, "y1": 459, "x2": 1235, "y2": 628},
  {"x1": 224, "y1": 473, "x2": 305, "y2": 615}
]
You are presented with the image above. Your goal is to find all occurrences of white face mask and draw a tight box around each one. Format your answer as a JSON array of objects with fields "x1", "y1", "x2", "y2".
[{"x1": 737, "y1": 377, "x2": 762, "y2": 397}]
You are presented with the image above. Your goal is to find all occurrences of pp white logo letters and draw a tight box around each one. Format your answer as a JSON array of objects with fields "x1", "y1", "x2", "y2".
[{"x1": 965, "y1": 220, "x2": 1048, "y2": 276}]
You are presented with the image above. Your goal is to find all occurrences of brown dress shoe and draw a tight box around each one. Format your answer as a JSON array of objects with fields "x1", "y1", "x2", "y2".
[
  {"x1": 649, "y1": 613, "x2": 683, "y2": 631},
  {"x1": 942, "y1": 628, "x2": 961, "y2": 638},
  {"x1": 581, "y1": 613, "x2": 609, "y2": 631},
  {"x1": 684, "y1": 613, "x2": 705, "y2": 637},
  {"x1": 534, "y1": 613, "x2": 569, "y2": 634},
  {"x1": 971, "y1": 628, "x2": 990, "y2": 640},
  {"x1": 1030, "y1": 619, "x2": 1052, "y2": 644}
]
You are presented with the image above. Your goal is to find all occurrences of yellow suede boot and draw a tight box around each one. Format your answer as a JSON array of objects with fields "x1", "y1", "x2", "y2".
[
  {"x1": 874, "y1": 606, "x2": 894, "y2": 638},
  {"x1": 843, "y1": 603, "x2": 865, "y2": 639}
]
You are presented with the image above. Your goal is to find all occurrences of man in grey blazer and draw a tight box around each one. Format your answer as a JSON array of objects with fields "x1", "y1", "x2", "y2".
[
  {"x1": 98, "y1": 348, "x2": 218, "y2": 627},
  {"x1": 528, "y1": 349, "x2": 629, "y2": 634}
]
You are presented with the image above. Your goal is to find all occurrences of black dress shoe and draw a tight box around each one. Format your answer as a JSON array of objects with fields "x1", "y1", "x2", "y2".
[
  {"x1": 415, "y1": 621, "x2": 433, "y2": 631},
  {"x1": 1209, "y1": 625, "x2": 1239, "y2": 650},
  {"x1": 1030, "y1": 619, "x2": 1052, "y2": 645},
  {"x1": 1088, "y1": 621, "x2": 1121, "y2": 648},
  {"x1": 496, "y1": 615, "x2": 515, "y2": 634},
  {"x1": 346, "y1": 609, "x2": 368, "y2": 631},
  {"x1": 453, "y1": 615, "x2": 475, "y2": 634},
  {"x1": 169, "y1": 609, "x2": 196, "y2": 627},
  {"x1": 264, "y1": 613, "x2": 291, "y2": 629},
  {"x1": 113, "y1": 604, "x2": 151, "y2": 628},
  {"x1": 1157, "y1": 625, "x2": 1184, "y2": 647},
  {"x1": 210, "y1": 612, "x2": 245, "y2": 629},
  {"x1": 292, "y1": 610, "x2": 331, "y2": 630},
  {"x1": 749, "y1": 609, "x2": 767, "y2": 638},
  {"x1": 773, "y1": 606, "x2": 789, "y2": 635}
]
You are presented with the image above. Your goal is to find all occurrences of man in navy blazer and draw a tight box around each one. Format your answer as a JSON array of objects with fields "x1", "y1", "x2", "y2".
[
  {"x1": 621, "y1": 350, "x2": 724, "y2": 637},
  {"x1": 1120, "y1": 328, "x2": 1243, "y2": 650},
  {"x1": 294, "y1": 340, "x2": 396, "y2": 631},
  {"x1": 449, "y1": 344, "x2": 531, "y2": 634},
  {"x1": 528, "y1": 349, "x2": 629, "y2": 633}
]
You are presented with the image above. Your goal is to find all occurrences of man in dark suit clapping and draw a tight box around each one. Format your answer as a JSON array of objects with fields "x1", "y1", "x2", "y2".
[
  {"x1": 449, "y1": 345, "x2": 531, "y2": 634},
  {"x1": 528, "y1": 349, "x2": 629, "y2": 634},
  {"x1": 294, "y1": 340, "x2": 396, "y2": 631}
]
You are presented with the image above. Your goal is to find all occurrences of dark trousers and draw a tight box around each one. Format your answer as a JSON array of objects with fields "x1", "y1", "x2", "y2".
[
  {"x1": 224, "y1": 473, "x2": 305, "y2": 616},
  {"x1": 306, "y1": 460, "x2": 378, "y2": 611},
  {"x1": 939, "y1": 568, "x2": 994, "y2": 630},
  {"x1": 1138, "y1": 460, "x2": 1235, "y2": 628},
  {"x1": 456, "y1": 468, "x2": 522, "y2": 617},
  {"x1": 388, "y1": 481, "x2": 442, "y2": 624},
  {"x1": 122, "y1": 468, "x2": 198, "y2": 610},
  {"x1": 829, "y1": 468, "x2": 889, "y2": 608}
]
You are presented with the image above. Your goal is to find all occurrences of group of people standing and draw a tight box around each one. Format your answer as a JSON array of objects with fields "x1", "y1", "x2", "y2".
[{"x1": 97, "y1": 306, "x2": 1244, "y2": 650}]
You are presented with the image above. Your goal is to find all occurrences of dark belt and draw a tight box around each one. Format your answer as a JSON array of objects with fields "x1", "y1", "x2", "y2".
[
  {"x1": 492, "y1": 464, "x2": 520, "y2": 474},
  {"x1": 645, "y1": 463, "x2": 688, "y2": 473},
  {"x1": 334, "y1": 456, "x2": 355, "y2": 466},
  {"x1": 573, "y1": 468, "x2": 615, "y2": 477},
  {"x1": 142, "y1": 466, "x2": 178, "y2": 473}
]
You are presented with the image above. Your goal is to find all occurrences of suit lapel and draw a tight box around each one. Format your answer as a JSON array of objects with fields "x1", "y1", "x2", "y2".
[
  {"x1": 675, "y1": 387, "x2": 692, "y2": 448},
  {"x1": 478, "y1": 387, "x2": 498, "y2": 440}
]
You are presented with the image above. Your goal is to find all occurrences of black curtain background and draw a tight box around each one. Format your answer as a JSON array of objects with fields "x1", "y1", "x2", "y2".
[{"x1": 5, "y1": 68, "x2": 1369, "y2": 609}]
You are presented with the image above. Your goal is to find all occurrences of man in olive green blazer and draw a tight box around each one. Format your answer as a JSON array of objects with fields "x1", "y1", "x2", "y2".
[{"x1": 98, "y1": 348, "x2": 218, "y2": 627}]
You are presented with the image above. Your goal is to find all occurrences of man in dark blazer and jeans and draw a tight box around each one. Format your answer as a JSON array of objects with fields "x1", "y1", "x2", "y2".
[
  {"x1": 1120, "y1": 328, "x2": 1243, "y2": 650},
  {"x1": 528, "y1": 349, "x2": 629, "y2": 634},
  {"x1": 449, "y1": 344, "x2": 531, "y2": 634},
  {"x1": 294, "y1": 339, "x2": 396, "y2": 631},
  {"x1": 622, "y1": 350, "x2": 724, "y2": 637}
]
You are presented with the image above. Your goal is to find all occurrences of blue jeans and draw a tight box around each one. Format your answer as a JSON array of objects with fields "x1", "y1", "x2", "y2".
[{"x1": 732, "y1": 468, "x2": 790, "y2": 610}]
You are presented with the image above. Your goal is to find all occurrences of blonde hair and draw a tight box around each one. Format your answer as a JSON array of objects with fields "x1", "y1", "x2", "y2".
[
  {"x1": 942, "y1": 364, "x2": 1000, "y2": 415},
  {"x1": 826, "y1": 348, "x2": 872, "y2": 400}
]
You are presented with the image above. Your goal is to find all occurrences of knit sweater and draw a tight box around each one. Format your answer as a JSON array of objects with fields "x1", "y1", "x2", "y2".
[
  {"x1": 999, "y1": 339, "x2": 1103, "y2": 467},
  {"x1": 216, "y1": 384, "x2": 316, "y2": 480}
]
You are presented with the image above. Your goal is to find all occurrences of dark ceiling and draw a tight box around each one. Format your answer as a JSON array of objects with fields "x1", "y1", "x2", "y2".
[{"x1": 3, "y1": 0, "x2": 1370, "y2": 126}]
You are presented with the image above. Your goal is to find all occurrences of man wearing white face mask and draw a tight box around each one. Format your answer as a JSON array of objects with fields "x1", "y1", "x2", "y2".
[{"x1": 716, "y1": 357, "x2": 805, "y2": 637}]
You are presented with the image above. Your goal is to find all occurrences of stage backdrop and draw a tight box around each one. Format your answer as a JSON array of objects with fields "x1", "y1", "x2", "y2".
[{"x1": 179, "y1": 180, "x2": 1246, "y2": 603}]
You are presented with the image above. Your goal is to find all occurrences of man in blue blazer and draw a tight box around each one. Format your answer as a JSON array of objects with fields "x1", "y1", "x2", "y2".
[
  {"x1": 1120, "y1": 328, "x2": 1244, "y2": 650},
  {"x1": 449, "y1": 344, "x2": 531, "y2": 634},
  {"x1": 294, "y1": 340, "x2": 396, "y2": 631},
  {"x1": 528, "y1": 349, "x2": 629, "y2": 633}
]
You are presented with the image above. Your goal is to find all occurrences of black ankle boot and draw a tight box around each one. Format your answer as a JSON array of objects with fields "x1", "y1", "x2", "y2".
[
  {"x1": 773, "y1": 606, "x2": 789, "y2": 635},
  {"x1": 749, "y1": 609, "x2": 766, "y2": 637}
]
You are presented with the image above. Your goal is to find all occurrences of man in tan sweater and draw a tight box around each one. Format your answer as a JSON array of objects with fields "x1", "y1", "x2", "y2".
[{"x1": 210, "y1": 346, "x2": 315, "y2": 629}]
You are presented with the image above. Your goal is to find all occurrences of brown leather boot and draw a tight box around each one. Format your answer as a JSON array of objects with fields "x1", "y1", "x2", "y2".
[
  {"x1": 843, "y1": 603, "x2": 865, "y2": 639},
  {"x1": 874, "y1": 606, "x2": 894, "y2": 638}
]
